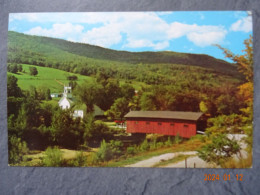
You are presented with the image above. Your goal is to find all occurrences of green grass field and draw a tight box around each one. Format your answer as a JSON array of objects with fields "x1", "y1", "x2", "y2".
[
  {"x1": 8, "y1": 64, "x2": 94, "y2": 93},
  {"x1": 8, "y1": 64, "x2": 144, "y2": 93}
]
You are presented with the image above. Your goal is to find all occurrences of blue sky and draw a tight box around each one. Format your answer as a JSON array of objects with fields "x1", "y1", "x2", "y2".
[{"x1": 9, "y1": 11, "x2": 252, "y2": 62}]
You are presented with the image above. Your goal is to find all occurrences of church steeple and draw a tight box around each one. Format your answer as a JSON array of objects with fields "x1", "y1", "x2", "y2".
[{"x1": 63, "y1": 85, "x2": 72, "y2": 98}]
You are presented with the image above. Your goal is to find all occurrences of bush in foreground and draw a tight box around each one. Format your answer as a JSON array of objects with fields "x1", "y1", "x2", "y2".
[
  {"x1": 66, "y1": 151, "x2": 88, "y2": 167},
  {"x1": 96, "y1": 140, "x2": 113, "y2": 162},
  {"x1": 42, "y1": 146, "x2": 63, "y2": 167},
  {"x1": 197, "y1": 134, "x2": 240, "y2": 166},
  {"x1": 8, "y1": 135, "x2": 29, "y2": 165}
]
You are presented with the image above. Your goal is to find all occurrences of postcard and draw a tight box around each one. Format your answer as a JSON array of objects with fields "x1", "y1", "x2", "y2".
[{"x1": 7, "y1": 11, "x2": 253, "y2": 168}]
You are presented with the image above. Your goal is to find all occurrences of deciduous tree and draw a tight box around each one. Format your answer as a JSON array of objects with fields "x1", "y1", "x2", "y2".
[
  {"x1": 29, "y1": 66, "x2": 38, "y2": 76},
  {"x1": 74, "y1": 81, "x2": 102, "y2": 113},
  {"x1": 107, "y1": 97, "x2": 130, "y2": 120}
]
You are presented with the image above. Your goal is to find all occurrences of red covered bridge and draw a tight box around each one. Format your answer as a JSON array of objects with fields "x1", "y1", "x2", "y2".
[{"x1": 124, "y1": 111, "x2": 204, "y2": 138}]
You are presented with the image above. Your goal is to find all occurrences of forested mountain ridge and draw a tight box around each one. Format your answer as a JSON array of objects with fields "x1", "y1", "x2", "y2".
[{"x1": 8, "y1": 31, "x2": 238, "y2": 76}]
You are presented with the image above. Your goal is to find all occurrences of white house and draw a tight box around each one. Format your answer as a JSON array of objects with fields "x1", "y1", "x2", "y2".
[
  {"x1": 73, "y1": 110, "x2": 84, "y2": 118},
  {"x1": 51, "y1": 93, "x2": 62, "y2": 98}
]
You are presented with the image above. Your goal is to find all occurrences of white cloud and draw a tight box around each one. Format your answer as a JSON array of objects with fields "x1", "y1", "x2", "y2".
[
  {"x1": 82, "y1": 24, "x2": 122, "y2": 47},
  {"x1": 153, "y1": 41, "x2": 169, "y2": 50},
  {"x1": 168, "y1": 22, "x2": 227, "y2": 47},
  {"x1": 81, "y1": 12, "x2": 171, "y2": 49},
  {"x1": 17, "y1": 12, "x2": 171, "y2": 49},
  {"x1": 168, "y1": 22, "x2": 195, "y2": 38},
  {"x1": 187, "y1": 31, "x2": 226, "y2": 47},
  {"x1": 25, "y1": 23, "x2": 84, "y2": 42},
  {"x1": 230, "y1": 16, "x2": 252, "y2": 33},
  {"x1": 13, "y1": 12, "x2": 229, "y2": 50}
]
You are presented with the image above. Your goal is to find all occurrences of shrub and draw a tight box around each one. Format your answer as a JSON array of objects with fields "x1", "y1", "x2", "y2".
[
  {"x1": 165, "y1": 137, "x2": 173, "y2": 147},
  {"x1": 127, "y1": 146, "x2": 136, "y2": 155},
  {"x1": 140, "y1": 139, "x2": 149, "y2": 151},
  {"x1": 194, "y1": 134, "x2": 206, "y2": 143},
  {"x1": 67, "y1": 151, "x2": 87, "y2": 167},
  {"x1": 156, "y1": 142, "x2": 164, "y2": 149},
  {"x1": 88, "y1": 152, "x2": 99, "y2": 165},
  {"x1": 109, "y1": 140, "x2": 123, "y2": 157},
  {"x1": 91, "y1": 121, "x2": 113, "y2": 142},
  {"x1": 42, "y1": 146, "x2": 63, "y2": 167},
  {"x1": 96, "y1": 140, "x2": 113, "y2": 162},
  {"x1": 94, "y1": 140, "x2": 124, "y2": 163},
  {"x1": 8, "y1": 136, "x2": 29, "y2": 165},
  {"x1": 149, "y1": 139, "x2": 157, "y2": 150},
  {"x1": 174, "y1": 133, "x2": 182, "y2": 144}
]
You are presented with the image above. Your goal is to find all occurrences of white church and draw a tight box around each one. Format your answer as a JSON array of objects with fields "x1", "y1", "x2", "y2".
[{"x1": 58, "y1": 86, "x2": 84, "y2": 118}]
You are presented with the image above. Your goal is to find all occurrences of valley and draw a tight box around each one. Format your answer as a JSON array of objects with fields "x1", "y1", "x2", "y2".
[{"x1": 7, "y1": 31, "x2": 252, "y2": 168}]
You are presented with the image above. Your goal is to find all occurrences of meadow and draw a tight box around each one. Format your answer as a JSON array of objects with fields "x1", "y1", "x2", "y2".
[
  {"x1": 7, "y1": 64, "x2": 146, "y2": 93},
  {"x1": 7, "y1": 64, "x2": 93, "y2": 93}
]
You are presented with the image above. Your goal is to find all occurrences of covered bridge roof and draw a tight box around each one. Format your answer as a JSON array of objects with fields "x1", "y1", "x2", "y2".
[{"x1": 124, "y1": 111, "x2": 203, "y2": 121}]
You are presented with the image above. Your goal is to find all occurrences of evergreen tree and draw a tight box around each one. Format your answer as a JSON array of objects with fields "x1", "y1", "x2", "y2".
[{"x1": 7, "y1": 75, "x2": 22, "y2": 97}]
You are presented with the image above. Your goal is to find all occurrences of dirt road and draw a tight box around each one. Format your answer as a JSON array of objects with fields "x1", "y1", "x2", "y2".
[
  {"x1": 125, "y1": 151, "x2": 199, "y2": 167},
  {"x1": 163, "y1": 156, "x2": 217, "y2": 168}
]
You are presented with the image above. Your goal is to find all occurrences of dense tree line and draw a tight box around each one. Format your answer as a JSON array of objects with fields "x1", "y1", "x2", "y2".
[{"x1": 8, "y1": 47, "x2": 240, "y2": 88}]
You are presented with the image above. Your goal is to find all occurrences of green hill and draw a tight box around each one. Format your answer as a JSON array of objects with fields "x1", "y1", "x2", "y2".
[{"x1": 8, "y1": 31, "x2": 238, "y2": 77}]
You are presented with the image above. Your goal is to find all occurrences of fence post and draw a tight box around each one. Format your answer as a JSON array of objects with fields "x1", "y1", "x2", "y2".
[{"x1": 185, "y1": 158, "x2": 187, "y2": 168}]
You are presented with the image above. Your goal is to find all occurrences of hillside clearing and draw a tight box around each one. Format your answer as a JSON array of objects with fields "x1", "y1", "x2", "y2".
[
  {"x1": 8, "y1": 64, "x2": 145, "y2": 92},
  {"x1": 8, "y1": 64, "x2": 94, "y2": 93}
]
